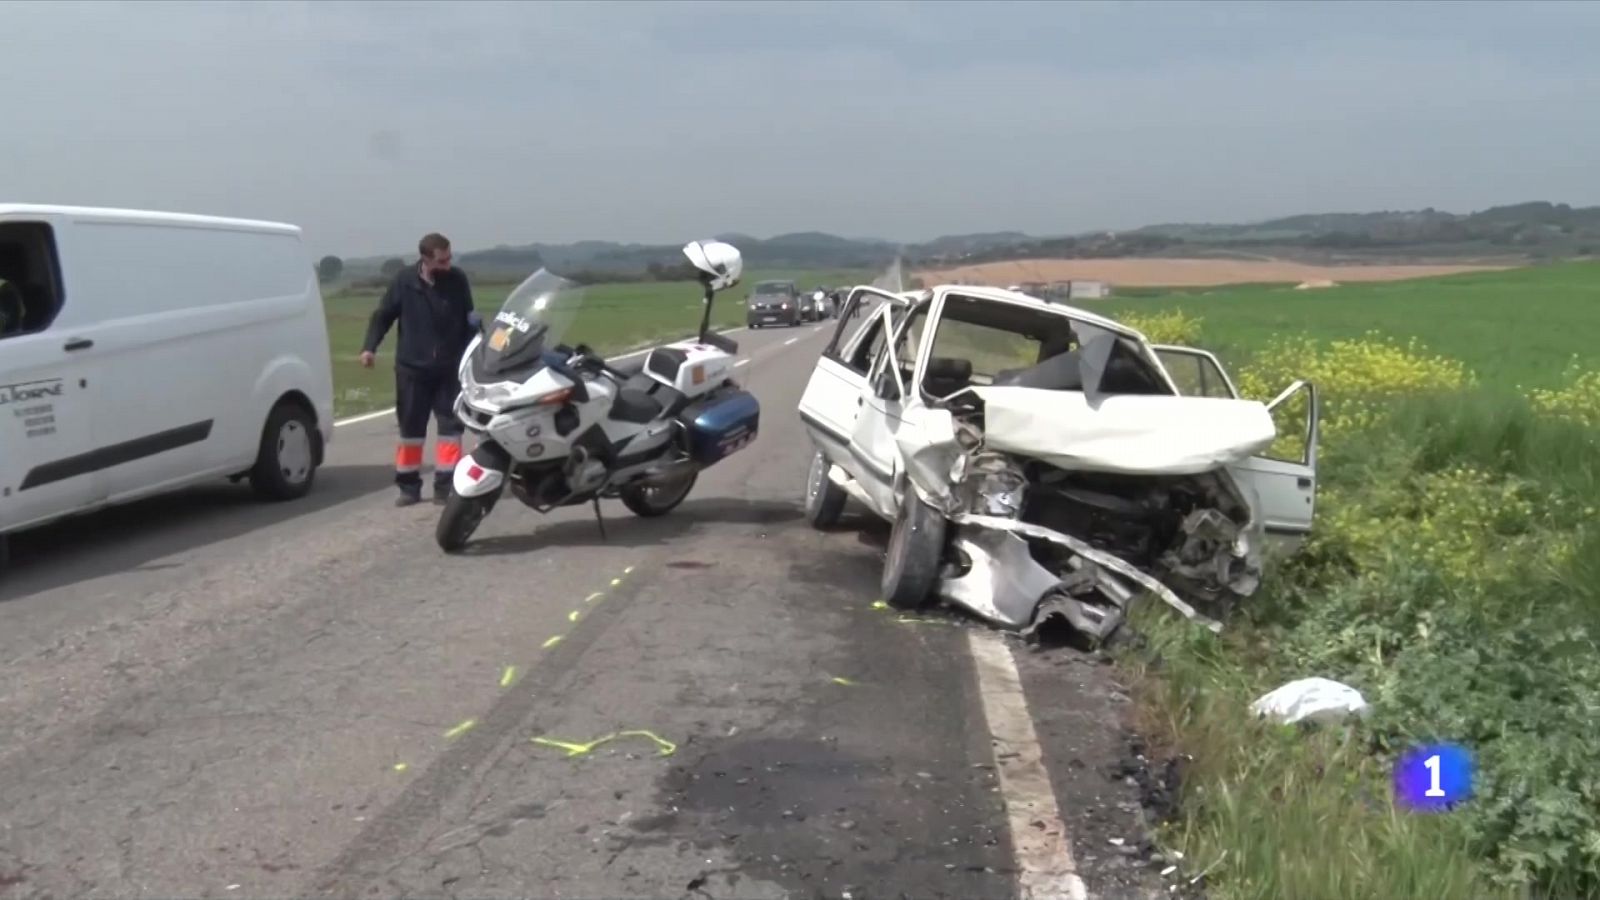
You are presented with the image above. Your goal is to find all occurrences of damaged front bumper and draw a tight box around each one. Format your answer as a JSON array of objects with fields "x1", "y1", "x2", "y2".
[{"x1": 937, "y1": 513, "x2": 1227, "y2": 642}]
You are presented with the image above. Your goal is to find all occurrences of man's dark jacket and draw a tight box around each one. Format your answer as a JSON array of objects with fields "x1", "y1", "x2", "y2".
[{"x1": 362, "y1": 265, "x2": 477, "y2": 373}]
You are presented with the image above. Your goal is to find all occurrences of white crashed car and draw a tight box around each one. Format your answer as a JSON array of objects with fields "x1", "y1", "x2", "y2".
[{"x1": 796, "y1": 284, "x2": 1320, "y2": 643}]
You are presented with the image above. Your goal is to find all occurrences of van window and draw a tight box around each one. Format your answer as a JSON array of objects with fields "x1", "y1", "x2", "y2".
[
  {"x1": 0, "y1": 222, "x2": 66, "y2": 339},
  {"x1": 67, "y1": 221, "x2": 308, "y2": 320}
]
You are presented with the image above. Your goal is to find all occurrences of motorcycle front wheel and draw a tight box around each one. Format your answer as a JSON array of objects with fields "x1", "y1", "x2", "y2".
[{"x1": 436, "y1": 488, "x2": 501, "y2": 552}]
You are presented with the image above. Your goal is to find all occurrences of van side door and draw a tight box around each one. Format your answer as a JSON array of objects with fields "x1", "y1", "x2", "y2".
[{"x1": 0, "y1": 220, "x2": 101, "y2": 533}]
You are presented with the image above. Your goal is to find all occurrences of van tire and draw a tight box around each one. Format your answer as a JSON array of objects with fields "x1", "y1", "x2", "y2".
[{"x1": 249, "y1": 400, "x2": 318, "y2": 501}]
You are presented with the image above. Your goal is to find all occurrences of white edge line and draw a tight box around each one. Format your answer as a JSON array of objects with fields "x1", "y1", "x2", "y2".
[
  {"x1": 783, "y1": 337, "x2": 799, "y2": 346},
  {"x1": 967, "y1": 631, "x2": 1091, "y2": 900},
  {"x1": 333, "y1": 326, "x2": 750, "y2": 428}
]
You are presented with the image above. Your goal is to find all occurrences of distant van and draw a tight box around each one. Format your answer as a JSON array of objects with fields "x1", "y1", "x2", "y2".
[{"x1": 0, "y1": 204, "x2": 335, "y2": 554}]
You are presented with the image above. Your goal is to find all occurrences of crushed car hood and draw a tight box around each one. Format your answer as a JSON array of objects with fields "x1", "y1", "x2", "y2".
[{"x1": 968, "y1": 387, "x2": 1277, "y2": 475}]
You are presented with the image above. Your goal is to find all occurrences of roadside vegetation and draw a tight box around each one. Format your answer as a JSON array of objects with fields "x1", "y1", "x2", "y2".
[
  {"x1": 1110, "y1": 261, "x2": 1600, "y2": 899},
  {"x1": 322, "y1": 268, "x2": 869, "y2": 417}
]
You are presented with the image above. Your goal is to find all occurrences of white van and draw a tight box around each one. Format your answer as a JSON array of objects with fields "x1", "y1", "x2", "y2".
[{"x1": 1, "y1": 204, "x2": 335, "y2": 554}]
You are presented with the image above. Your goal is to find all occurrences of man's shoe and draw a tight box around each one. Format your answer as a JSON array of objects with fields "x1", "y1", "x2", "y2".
[
  {"x1": 433, "y1": 482, "x2": 451, "y2": 504},
  {"x1": 396, "y1": 485, "x2": 422, "y2": 507}
]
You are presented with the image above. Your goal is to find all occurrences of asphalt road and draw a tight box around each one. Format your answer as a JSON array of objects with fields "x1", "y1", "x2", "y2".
[{"x1": 0, "y1": 318, "x2": 1173, "y2": 900}]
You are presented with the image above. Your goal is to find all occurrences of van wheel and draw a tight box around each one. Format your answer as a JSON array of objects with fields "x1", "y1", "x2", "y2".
[
  {"x1": 881, "y1": 489, "x2": 946, "y2": 610},
  {"x1": 249, "y1": 400, "x2": 318, "y2": 501},
  {"x1": 804, "y1": 449, "x2": 847, "y2": 529}
]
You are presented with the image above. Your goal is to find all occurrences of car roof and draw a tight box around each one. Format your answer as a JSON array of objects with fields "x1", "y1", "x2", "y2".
[
  {"x1": 0, "y1": 203, "x2": 302, "y2": 236},
  {"x1": 901, "y1": 283, "x2": 1145, "y2": 340}
]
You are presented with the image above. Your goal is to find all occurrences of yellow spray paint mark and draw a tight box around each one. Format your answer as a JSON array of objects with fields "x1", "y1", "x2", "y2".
[
  {"x1": 610, "y1": 578, "x2": 622, "y2": 587},
  {"x1": 584, "y1": 592, "x2": 604, "y2": 604},
  {"x1": 870, "y1": 600, "x2": 889, "y2": 611},
  {"x1": 568, "y1": 610, "x2": 581, "y2": 623},
  {"x1": 542, "y1": 635, "x2": 564, "y2": 649},
  {"x1": 444, "y1": 719, "x2": 477, "y2": 739},
  {"x1": 623, "y1": 565, "x2": 636, "y2": 575},
  {"x1": 530, "y1": 729, "x2": 677, "y2": 758},
  {"x1": 500, "y1": 665, "x2": 518, "y2": 688},
  {"x1": 831, "y1": 676, "x2": 857, "y2": 686},
  {"x1": 392, "y1": 762, "x2": 409, "y2": 772}
]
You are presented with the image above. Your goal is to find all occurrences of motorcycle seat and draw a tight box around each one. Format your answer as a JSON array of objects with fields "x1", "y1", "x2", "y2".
[{"x1": 609, "y1": 388, "x2": 664, "y2": 424}]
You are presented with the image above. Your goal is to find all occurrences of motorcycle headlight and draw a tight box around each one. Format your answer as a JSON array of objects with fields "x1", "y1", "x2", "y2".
[{"x1": 465, "y1": 378, "x2": 517, "y2": 409}]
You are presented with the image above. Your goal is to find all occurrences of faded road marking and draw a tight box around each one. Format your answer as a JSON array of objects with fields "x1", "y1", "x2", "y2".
[
  {"x1": 499, "y1": 665, "x2": 518, "y2": 687},
  {"x1": 968, "y1": 631, "x2": 1090, "y2": 900},
  {"x1": 584, "y1": 592, "x2": 603, "y2": 604},
  {"x1": 443, "y1": 719, "x2": 477, "y2": 740},
  {"x1": 568, "y1": 610, "x2": 580, "y2": 622},
  {"x1": 784, "y1": 337, "x2": 799, "y2": 346},
  {"x1": 542, "y1": 635, "x2": 564, "y2": 649},
  {"x1": 735, "y1": 359, "x2": 750, "y2": 368}
]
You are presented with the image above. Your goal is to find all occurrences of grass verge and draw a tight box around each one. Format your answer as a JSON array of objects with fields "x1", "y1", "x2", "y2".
[{"x1": 1111, "y1": 263, "x2": 1600, "y2": 899}]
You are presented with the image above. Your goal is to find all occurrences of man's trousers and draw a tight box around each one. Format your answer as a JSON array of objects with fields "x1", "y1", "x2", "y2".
[{"x1": 394, "y1": 365, "x2": 464, "y2": 489}]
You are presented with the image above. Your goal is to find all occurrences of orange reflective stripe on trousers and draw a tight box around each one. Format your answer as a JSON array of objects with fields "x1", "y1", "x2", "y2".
[{"x1": 435, "y1": 438, "x2": 463, "y2": 470}]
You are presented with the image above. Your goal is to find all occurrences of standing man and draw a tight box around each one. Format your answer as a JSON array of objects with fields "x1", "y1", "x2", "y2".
[{"x1": 360, "y1": 232, "x2": 477, "y2": 506}]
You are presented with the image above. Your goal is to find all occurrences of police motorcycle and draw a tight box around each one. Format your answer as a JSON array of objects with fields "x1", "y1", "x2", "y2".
[{"x1": 436, "y1": 240, "x2": 760, "y2": 552}]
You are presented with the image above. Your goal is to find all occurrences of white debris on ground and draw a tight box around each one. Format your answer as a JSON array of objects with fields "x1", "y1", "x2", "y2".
[{"x1": 1249, "y1": 677, "x2": 1370, "y2": 726}]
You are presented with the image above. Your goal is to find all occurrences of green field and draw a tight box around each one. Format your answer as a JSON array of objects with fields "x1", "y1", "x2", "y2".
[
  {"x1": 1101, "y1": 261, "x2": 1600, "y2": 899},
  {"x1": 324, "y1": 267, "x2": 871, "y2": 417},
  {"x1": 1095, "y1": 263, "x2": 1600, "y2": 388}
]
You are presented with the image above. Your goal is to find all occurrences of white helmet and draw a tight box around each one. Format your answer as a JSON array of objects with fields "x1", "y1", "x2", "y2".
[{"x1": 682, "y1": 239, "x2": 743, "y2": 292}]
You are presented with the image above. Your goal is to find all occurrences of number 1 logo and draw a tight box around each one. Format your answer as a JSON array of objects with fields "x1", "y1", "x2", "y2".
[{"x1": 1396, "y1": 743, "x2": 1473, "y2": 812}]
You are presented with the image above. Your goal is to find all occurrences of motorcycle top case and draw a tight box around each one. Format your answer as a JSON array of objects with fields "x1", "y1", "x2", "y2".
[{"x1": 678, "y1": 389, "x2": 760, "y2": 465}]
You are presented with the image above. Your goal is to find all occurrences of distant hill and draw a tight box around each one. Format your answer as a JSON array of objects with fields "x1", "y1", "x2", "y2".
[{"x1": 337, "y1": 201, "x2": 1600, "y2": 283}]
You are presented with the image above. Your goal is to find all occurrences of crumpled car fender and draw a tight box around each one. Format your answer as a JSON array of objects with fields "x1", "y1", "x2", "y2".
[{"x1": 891, "y1": 403, "x2": 962, "y2": 511}]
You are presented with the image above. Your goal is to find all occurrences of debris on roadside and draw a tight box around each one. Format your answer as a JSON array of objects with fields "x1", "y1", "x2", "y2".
[{"x1": 1249, "y1": 677, "x2": 1370, "y2": 726}]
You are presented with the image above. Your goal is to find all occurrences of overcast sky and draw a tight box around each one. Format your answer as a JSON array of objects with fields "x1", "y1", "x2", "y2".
[{"x1": 5, "y1": 0, "x2": 1599, "y2": 258}]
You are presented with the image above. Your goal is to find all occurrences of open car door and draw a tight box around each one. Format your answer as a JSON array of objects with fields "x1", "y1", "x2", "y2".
[
  {"x1": 1151, "y1": 345, "x2": 1319, "y2": 549},
  {"x1": 796, "y1": 286, "x2": 908, "y2": 469}
]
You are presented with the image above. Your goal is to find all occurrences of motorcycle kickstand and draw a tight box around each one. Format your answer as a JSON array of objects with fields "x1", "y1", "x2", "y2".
[{"x1": 591, "y1": 495, "x2": 607, "y2": 542}]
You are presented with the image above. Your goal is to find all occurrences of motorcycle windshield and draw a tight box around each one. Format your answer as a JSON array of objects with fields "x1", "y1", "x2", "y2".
[{"x1": 475, "y1": 268, "x2": 586, "y2": 379}]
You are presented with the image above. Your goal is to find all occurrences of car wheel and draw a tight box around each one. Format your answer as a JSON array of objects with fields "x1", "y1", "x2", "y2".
[
  {"x1": 620, "y1": 471, "x2": 698, "y2": 517},
  {"x1": 249, "y1": 399, "x2": 319, "y2": 501},
  {"x1": 804, "y1": 448, "x2": 848, "y2": 529},
  {"x1": 881, "y1": 487, "x2": 945, "y2": 610}
]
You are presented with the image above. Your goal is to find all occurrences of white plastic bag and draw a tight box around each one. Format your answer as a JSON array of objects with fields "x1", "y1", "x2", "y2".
[{"x1": 1250, "y1": 677, "x2": 1369, "y2": 726}]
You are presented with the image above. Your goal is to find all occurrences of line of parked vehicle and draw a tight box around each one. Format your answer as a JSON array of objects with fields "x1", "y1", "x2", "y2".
[{"x1": 744, "y1": 279, "x2": 851, "y2": 328}]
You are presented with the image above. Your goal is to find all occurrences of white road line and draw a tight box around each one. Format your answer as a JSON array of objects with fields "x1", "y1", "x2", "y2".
[
  {"x1": 734, "y1": 359, "x2": 750, "y2": 368},
  {"x1": 333, "y1": 326, "x2": 751, "y2": 429},
  {"x1": 968, "y1": 631, "x2": 1090, "y2": 900},
  {"x1": 334, "y1": 408, "x2": 394, "y2": 427},
  {"x1": 783, "y1": 337, "x2": 799, "y2": 346}
]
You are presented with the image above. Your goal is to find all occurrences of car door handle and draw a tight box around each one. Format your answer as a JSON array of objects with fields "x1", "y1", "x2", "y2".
[
  {"x1": 63, "y1": 338, "x2": 94, "y2": 352},
  {"x1": 1297, "y1": 477, "x2": 1312, "y2": 489}
]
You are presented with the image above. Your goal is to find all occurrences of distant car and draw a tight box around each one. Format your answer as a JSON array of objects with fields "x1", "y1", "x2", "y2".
[
  {"x1": 798, "y1": 290, "x2": 821, "y2": 323},
  {"x1": 746, "y1": 279, "x2": 803, "y2": 328}
]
